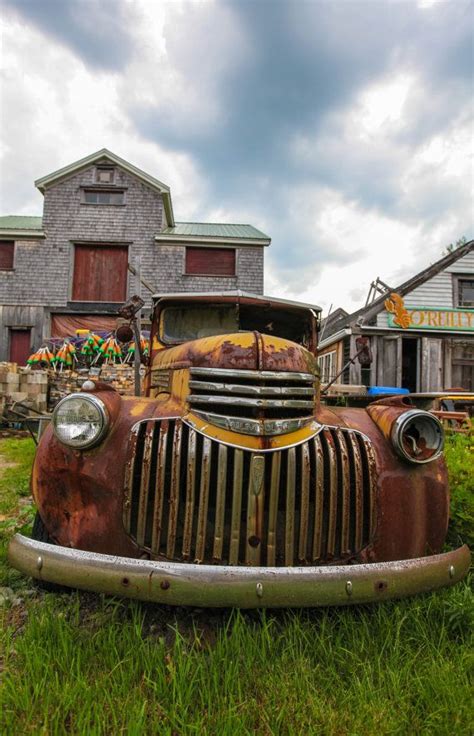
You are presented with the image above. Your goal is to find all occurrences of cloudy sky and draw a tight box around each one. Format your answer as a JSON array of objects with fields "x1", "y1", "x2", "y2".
[{"x1": 0, "y1": 0, "x2": 472, "y2": 313}]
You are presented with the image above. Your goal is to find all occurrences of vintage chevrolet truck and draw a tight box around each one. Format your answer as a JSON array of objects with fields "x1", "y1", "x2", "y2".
[{"x1": 9, "y1": 291, "x2": 470, "y2": 607}]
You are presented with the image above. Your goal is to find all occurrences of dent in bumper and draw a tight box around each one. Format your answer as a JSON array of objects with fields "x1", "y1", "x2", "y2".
[{"x1": 8, "y1": 534, "x2": 470, "y2": 608}]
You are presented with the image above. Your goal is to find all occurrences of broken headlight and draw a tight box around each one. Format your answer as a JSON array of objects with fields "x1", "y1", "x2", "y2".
[{"x1": 391, "y1": 410, "x2": 444, "y2": 464}]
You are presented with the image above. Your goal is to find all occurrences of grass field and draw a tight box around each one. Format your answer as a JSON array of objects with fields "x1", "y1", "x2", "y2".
[{"x1": 0, "y1": 435, "x2": 472, "y2": 735}]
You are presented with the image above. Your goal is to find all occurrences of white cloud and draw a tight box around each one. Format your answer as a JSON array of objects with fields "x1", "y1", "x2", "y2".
[
  {"x1": 120, "y1": 0, "x2": 252, "y2": 138},
  {"x1": 267, "y1": 185, "x2": 424, "y2": 312},
  {"x1": 0, "y1": 12, "x2": 205, "y2": 218}
]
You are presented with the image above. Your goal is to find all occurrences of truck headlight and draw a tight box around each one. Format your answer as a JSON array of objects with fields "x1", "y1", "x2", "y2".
[
  {"x1": 53, "y1": 394, "x2": 109, "y2": 449},
  {"x1": 391, "y1": 410, "x2": 444, "y2": 464}
]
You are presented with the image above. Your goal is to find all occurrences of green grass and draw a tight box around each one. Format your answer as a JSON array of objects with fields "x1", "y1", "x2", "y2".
[
  {"x1": 444, "y1": 433, "x2": 474, "y2": 549},
  {"x1": 0, "y1": 435, "x2": 472, "y2": 735}
]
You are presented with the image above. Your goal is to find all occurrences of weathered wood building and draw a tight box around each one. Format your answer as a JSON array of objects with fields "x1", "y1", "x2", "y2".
[
  {"x1": 318, "y1": 241, "x2": 474, "y2": 392},
  {"x1": 0, "y1": 149, "x2": 271, "y2": 364}
]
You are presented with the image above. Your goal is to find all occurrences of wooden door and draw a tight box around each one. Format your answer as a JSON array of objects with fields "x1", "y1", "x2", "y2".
[
  {"x1": 72, "y1": 245, "x2": 128, "y2": 302},
  {"x1": 9, "y1": 329, "x2": 31, "y2": 365}
]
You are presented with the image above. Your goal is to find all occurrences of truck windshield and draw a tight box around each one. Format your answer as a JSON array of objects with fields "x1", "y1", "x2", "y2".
[
  {"x1": 162, "y1": 306, "x2": 239, "y2": 342},
  {"x1": 161, "y1": 303, "x2": 313, "y2": 347}
]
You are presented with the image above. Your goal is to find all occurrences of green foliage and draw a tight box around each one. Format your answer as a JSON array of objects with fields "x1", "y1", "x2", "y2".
[
  {"x1": 442, "y1": 235, "x2": 468, "y2": 256},
  {"x1": 1, "y1": 587, "x2": 473, "y2": 735},
  {"x1": 0, "y1": 437, "x2": 36, "y2": 513},
  {"x1": 444, "y1": 434, "x2": 474, "y2": 549}
]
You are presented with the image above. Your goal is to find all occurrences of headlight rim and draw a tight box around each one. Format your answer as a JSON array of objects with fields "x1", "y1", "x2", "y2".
[
  {"x1": 52, "y1": 393, "x2": 109, "y2": 449},
  {"x1": 391, "y1": 409, "x2": 444, "y2": 465}
]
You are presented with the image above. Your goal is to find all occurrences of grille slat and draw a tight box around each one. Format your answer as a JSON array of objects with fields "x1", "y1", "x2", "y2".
[
  {"x1": 298, "y1": 442, "x2": 311, "y2": 562},
  {"x1": 267, "y1": 453, "x2": 281, "y2": 566},
  {"x1": 195, "y1": 437, "x2": 212, "y2": 562},
  {"x1": 213, "y1": 444, "x2": 228, "y2": 560},
  {"x1": 150, "y1": 423, "x2": 167, "y2": 555},
  {"x1": 136, "y1": 422, "x2": 154, "y2": 547},
  {"x1": 182, "y1": 429, "x2": 196, "y2": 559},
  {"x1": 312, "y1": 434, "x2": 324, "y2": 561},
  {"x1": 125, "y1": 419, "x2": 377, "y2": 567},
  {"x1": 324, "y1": 432, "x2": 338, "y2": 558},
  {"x1": 246, "y1": 454, "x2": 265, "y2": 565},
  {"x1": 285, "y1": 447, "x2": 296, "y2": 565},
  {"x1": 166, "y1": 422, "x2": 182, "y2": 559},
  {"x1": 229, "y1": 449, "x2": 244, "y2": 564},
  {"x1": 334, "y1": 428, "x2": 351, "y2": 556}
]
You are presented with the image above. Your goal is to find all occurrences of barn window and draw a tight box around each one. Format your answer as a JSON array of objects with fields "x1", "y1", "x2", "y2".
[
  {"x1": 83, "y1": 189, "x2": 124, "y2": 205},
  {"x1": 185, "y1": 247, "x2": 236, "y2": 276},
  {"x1": 72, "y1": 244, "x2": 128, "y2": 302},
  {"x1": 0, "y1": 241, "x2": 14, "y2": 269},
  {"x1": 456, "y1": 278, "x2": 474, "y2": 308},
  {"x1": 96, "y1": 167, "x2": 114, "y2": 184}
]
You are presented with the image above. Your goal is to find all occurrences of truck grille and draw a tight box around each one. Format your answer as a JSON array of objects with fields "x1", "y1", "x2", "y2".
[{"x1": 123, "y1": 419, "x2": 376, "y2": 566}]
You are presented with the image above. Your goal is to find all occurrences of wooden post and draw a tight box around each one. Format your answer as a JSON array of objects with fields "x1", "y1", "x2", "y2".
[{"x1": 134, "y1": 257, "x2": 142, "y2": 397}]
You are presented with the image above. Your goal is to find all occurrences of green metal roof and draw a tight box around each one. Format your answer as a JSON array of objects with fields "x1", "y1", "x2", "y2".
[
  {"x1": 156, "y1": 222, "x2": 271, "y2": 245},
  {"x1": 0, "y1": 215, "x2": 43, "y2": 231}
]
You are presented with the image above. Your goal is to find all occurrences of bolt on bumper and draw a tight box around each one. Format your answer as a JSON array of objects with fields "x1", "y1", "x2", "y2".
[{"x1": 8, "y1": 534, "x2": 471, "y2": 608}]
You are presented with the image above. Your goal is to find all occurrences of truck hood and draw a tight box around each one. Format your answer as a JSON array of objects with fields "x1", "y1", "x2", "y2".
[{"x1": 151, "y1": 331, "x2": 317, "y2": 375}]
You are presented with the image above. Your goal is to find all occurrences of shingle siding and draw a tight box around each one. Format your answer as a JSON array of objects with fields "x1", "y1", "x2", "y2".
[{"x1": 0, "y1": 160, "x2": 266, "y2": 358}]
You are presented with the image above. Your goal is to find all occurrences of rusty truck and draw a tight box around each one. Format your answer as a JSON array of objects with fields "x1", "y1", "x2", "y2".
[{"x1": 8, "y1": 291, "x2": 470, "y2": 607}]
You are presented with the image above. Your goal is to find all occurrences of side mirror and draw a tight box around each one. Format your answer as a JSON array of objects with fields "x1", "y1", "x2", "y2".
[{"x1": 355, "y1": 336, "x2": 372, "y2": 366}]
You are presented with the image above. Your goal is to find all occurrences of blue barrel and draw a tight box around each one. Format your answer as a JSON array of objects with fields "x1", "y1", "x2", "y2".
[{"x1": 367, "y1": 386, "x2": 410, "y2": 396}]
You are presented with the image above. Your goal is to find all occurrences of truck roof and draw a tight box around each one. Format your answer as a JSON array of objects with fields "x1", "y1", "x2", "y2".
[{"x1": 152, "y1": 290, "x2": 322, "y2": 313}]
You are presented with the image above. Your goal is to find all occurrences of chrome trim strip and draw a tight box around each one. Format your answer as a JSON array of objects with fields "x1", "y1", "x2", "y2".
[
  {"x1": 12, "y1": 535, "x2": 469, "y2": 608},
  {"x1": 188, "y1": 395, "x2": 314, "y2": 409},
  {"x1": 184, "y1": 415, "x2": 324, "y2": 451},
  {"x1": 189, "y1": 380, "x2": 315, "y2": 397},
  {"x1": 189, "y1": 410, "x2": 316, "y2": 437},
  {"x1": 190, "y1": 368, "x2": 315, "y2": 382}
]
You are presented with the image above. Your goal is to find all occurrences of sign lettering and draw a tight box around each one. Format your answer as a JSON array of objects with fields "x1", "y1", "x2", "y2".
[{"x1": 385, "y1": 294, "x2": 474, "y2": 332}]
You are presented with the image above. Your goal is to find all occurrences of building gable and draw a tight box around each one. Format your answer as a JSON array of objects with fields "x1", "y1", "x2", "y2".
[{"x1": 35, "y1": 148, "x2": 175, "y2": 227}]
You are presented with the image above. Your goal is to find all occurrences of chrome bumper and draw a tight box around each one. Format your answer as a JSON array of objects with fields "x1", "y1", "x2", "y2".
[{"x1": 9, "y1": 534, "x2": 471, "y2": 608}]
